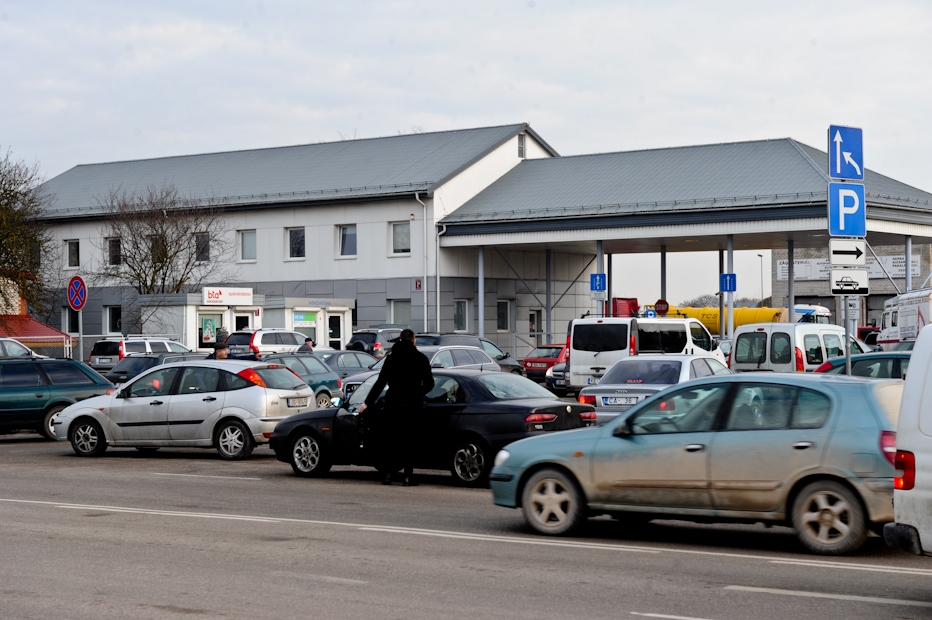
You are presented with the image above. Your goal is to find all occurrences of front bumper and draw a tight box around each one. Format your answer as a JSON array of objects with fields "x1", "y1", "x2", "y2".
[
  {"x1": 489, "y1": 466, "x2": 520, "y2": 508},
  {"x1": 884, "y1": 522, "x2": 924, "y2": 555}
]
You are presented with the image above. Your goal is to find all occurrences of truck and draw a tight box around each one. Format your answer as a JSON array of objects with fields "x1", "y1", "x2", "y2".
[
  {"x1": 655, "y1": 304, "x2": 831, "y2": 335},
  {"x1": 877, "y1": 288, "x2": 932, "y2": 350}
]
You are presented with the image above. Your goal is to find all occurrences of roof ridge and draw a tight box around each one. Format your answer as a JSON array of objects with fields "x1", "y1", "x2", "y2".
[
  {"x1": 516, "y1": 137, "x2": 798, "y2": 161},
  {"x1": 786, "y1": 138, "x2": 830, "y2": 183}
]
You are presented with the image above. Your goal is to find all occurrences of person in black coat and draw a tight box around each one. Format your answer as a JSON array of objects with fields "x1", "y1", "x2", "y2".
[
  {"x1": 205, "y1": 342, "x2": 263, "y2": 361},
  {"x1": 357, "y1": 328, "x2": 434, "y2": 486}
]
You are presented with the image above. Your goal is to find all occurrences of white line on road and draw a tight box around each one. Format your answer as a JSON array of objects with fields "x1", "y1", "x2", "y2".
[
  {"x1": 151, "y1": 472, "x2": 262, "y2": 481},
  {"x1": 359, "y1": 527, "x2": 659, "y2": 553},
  {"x1": 271, "y1": 570, "x2": 367, "y2": 586},
  {"x1": 724, "y1": 585, "x2": 932, "y2": 608},
  {"x1": 631, "y1": 613, "x2": 720, "y2": 620},
  {"x1": 770, "y1": 559, "x2": 932, "y2": 577}
]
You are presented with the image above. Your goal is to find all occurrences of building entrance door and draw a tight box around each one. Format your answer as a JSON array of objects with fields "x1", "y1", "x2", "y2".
[
  {"x1": 529, "y1": 310, "x2": 542, "y2": 347},
  {"x1": 234, "y1": 314, "x2": 252, "y2": 331},
  {"x1": 328, "y1": 315, "x2": 343, "y2": 349}
]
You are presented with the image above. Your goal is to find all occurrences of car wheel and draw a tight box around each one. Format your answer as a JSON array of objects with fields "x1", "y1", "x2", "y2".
[
  {"x1": 69, "y1": 418, "x2": 107, "y2": 457},
  {"x1": 40, "y1": 404, "x2": 68, "y2": 440},
  {"x1": 450, "y1": 438, "x2": 491, "y2": 487},
  {"x1": 290, "y1": 432, "x2": 332, "y2": 477},
  {"x1": 791, "y1": 480, "x2": 867, "y2": 555},
  {"x1": 521, "y1": 468, "x2": 585, "y2": 536},
  {"x1": 215, "y1": 419, "x2": 255, "y2": 460},
  {"x1": 315, "y1": 393, "x2": 332, "y2": 409}
]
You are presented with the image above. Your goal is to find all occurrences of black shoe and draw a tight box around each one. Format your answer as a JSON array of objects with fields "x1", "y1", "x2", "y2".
[
  {"x1": 382, "y1": 473, "x2": 392, "y2": 485},
  {"x1": 402, "y1": 475, "x2": 418, "y2": 487}
]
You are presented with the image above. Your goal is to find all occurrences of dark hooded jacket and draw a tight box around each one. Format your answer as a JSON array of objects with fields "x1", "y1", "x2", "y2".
[{"x1": 364, "y1": 340, "x2": 434, "y2": 413}]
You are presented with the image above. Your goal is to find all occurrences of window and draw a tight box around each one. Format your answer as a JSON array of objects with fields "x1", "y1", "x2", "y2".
[
  {"x1": 108, "y1": 238, "x2": 121, "y2": 266},
  {"x1": 603, "y1": 360, "x2": 680, "y2": 384},
  {"x1": 128, "y1": 367, "x2": 179, "y2": 398},
  {"x1": 195, "y1": 233, "x2": 210, "y2": 262},
  {"x1": 690, "y1": 323, "x2": 713, "y2": 351},
  {"x1": 125, "y1": 342, "x2": 145, "y2": 353},
  {"x1": 454, "y1": 300, "x2": 467, "y2": 331},
  {"x1": 150, "y1": 235, "x2": 168, "y2": 265},
  {"x1": 824, "y1": 333, "x2": 844, "y2": 359},
  {"x1": 65, "y1": 307, "x2": 79, "y2": 333},
  {"x1": 638, "y1": 323, "x2": 688, "y2": 354},
  {"x1": 725, "y1": 384, "x2": 794, "y2": 430},
  {"x1": 629, "y1": 384, "x2": 730, "y2": 435},
  {"x1": 66, "y1": 240, "x2": 80, "y2": 268},
  {"x1": 148, "y1": 341, "x2": 169, "y2": 352},
  {"x1": 178, "y1": 367, "x2": 221, "y2": 393},
  {"x1": 425, "y1": 376, "x2": 465, "y2": 404},
  {"x1": 803, "y1": 334, "x2": 823, "y2": 365},
  {"x1": 432, "y1": 350, "x2": 454, "y2": 368},
  {"x1": 850, "y1": 358, "x2": 894, "y2": 378},
  {"x1": 339, "y1": 225, "x2": 357, "y2": 257},
  {"x1": 573, "y1": 324, "x2": 628, "y2": 352},
  {"x1": 793, "y1": 389, "x2": 831, "y2": 428},
  {"x1": 451, "y1": 349, "x2": 474, "y2": 366},
  {"x1": 337, "y1": 354, "x2": 362, "y2": 369},
  {"x1": 690, "y1": 359, "x2": 714, "y2": 379},
  {"x1": 240, "y1": 230, "x2": 256, "y2": 261},
  {"x1": 391, "y1": 300, "x2": 411, "y2": 327},
  {"x1": 288, "y1": 228, "x2": 305, "y2": 259},
  {"x1": 107, "y1": 307, "x2": 122, "y2": 334},
  {"x1": 2, "y1": 340, "x2": 32, "y2": 357},
  {"x1": 771, "y1": 332, "x2": 792, "y2": 364},
  {"x1": 391, "y1": 222, "x2": 410, "y2": 254},
  {"x1": 496, "y1": 300, "x2": 510, "y2": 331},
  {"x1": 481, "y1": 340, "x2": 505, "y2": 360},
  {"x1": 0, "y1": 363, "x2": 42, "y2": 388},
  {"x1": 735, "y1": 333, "x2": 766, "y2": 364},
  {"x1": 518, "y1": 133, "x2": 526, "y2": 158}
]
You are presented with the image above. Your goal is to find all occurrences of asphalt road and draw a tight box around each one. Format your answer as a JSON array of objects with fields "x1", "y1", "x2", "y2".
[{"x1": 3, "y1": 432, "x2": 931, "y2": 620}]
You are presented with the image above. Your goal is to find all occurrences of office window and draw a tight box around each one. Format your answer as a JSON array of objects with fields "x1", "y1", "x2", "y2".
[
  {"x1": 391, "y1": 300, "x2": 411, "y2": 327},
  {"x1": 392, "y1": 222, "x2": 410, "y2": 254},
  {"x1": 150, "y1": 235, "x2": 168, "y2": 265},
  {"x1": 288, "y1": 228, "x2": 305, "y2": 259},
  {"x1": 65, "y1": 307, "x2": 79, "y2": 333},
  {"x1": 195, "y1": 233, "x2": 210, "y2": 262},
  {"x1": 108, "y1": 238, "x2": 121, "y2": 266},
  {"x1": 497, "y1": 300, "x2": 510, "y2": 331},
  {"x1": 107, "y1": 306, "x2": 122, "y2": 334},
  {"x1": 518, "y1": 133, "x2": 526, "y2": 158},
  {"x1": 66, "y1": 240, "x2": 80, "y2": 268},
  {"x1": 454, "y1": 300, "x2": 467, "y2": 332},
  {"x1": 339, "y1": 225, "x2": 357, "y2": 256},
  {"x1": 240, "y1": 230, "x2": 256, "y2": 261}
]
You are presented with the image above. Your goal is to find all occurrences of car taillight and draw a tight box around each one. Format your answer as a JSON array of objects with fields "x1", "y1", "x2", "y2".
[
  {"x1": 795, "y1": 347, "x2": 804, "y2": 372},
  {"x1": 525, "y1": 413, "x2": 557, "y2": 423},
  {"x1": 629, "y1": 334, "x2": 637, "y2": 355},
  {"x1": 337, "y1": 378, "x2": 342, "y2": 389},
  {"x1": 895, "y1": 450, "x2": 916, "y2": 490},
  {"x1": 814, "y1": 361, "x2": 833, "y2": 373},
  {"x1": 727, "y1": 348, "x2": 732, "y2": 369},
  {"x1": 373, "y1": 342, "x2": 382, "y2": 350},
  {"x1": 118, "y1": 341, "x2": 125, "y2": 361},
  {"x1": 249, "y1": 333, "x2": 259, "y2": 354},
  {"x1": 578, "y1": 394, "x2": 596, "y2": 405},
  {"x1": 880, "y1": 431, "x2": 897, "y2": 466},
  {"x1": 659, "y1": 399, "x2": 675, "y2": 411},
  {"x1": 237, "y1": 368, "x2": 267, "y2": 387},
  {"x1": 579, "y1": 411, "x2": 597, "y2": 421}
]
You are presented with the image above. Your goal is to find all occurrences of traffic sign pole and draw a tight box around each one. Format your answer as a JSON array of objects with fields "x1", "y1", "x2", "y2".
[
  {"x1": 78, "y1": 309, "x2": 83, "y2": 363},
  {"x1": 843, "y1": 295, "x2": 851, "y2": 376}
]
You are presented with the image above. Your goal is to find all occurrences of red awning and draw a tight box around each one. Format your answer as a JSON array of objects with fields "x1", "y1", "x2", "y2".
[{"x1": 0, "y1": 315, "x2": 76, "y2": 343}]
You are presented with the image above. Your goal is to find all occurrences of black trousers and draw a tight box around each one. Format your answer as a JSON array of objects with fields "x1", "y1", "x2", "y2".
[{"x1": 381, "y1": 403, "x2": 422, "y2": 475}]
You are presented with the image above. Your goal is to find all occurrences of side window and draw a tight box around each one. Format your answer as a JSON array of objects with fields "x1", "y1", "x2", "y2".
[
  {"x1": 629, "y1": 384, "x2": 729, "y2": 435},
  {"x1": 824, "y1": 334, "x2": 844, "y2": 359},
  {"x1": 4, "y1": 340, "x2": 32, "y2": 357},
  {"x1": 792, "y1": 389, "x2": 831, "y2": 428},
  {"x1": 262, "y1": 333, "x2": 278, "y2": 345},
  {"x1": 125, "y1": 342, "x2": 146, "y2": 354},
  {"x1": 302, "y1": 357, "x2": 330, "y2": 374},
  {"x1": 467, "y1": 349, "x2": 491, "y2": 365},
  {"x1": 706, "y1": 359, "x2": 731, "y2": 375},
  {"x1": 286, "y1": 333, "x2": 302, "y2": 345},
  {"x1": 0, "y1": 363, "x2": 43, "y2": 387},
  {"x1": 178, "y1": 367, "x2": 221, "y2": 393},
  {"x1": 432, "y1": 350, "x2": 455, "y2": 368},
  {"x1": 734, "y1": 333, "x2": 766, "y2": 364},
  {"x1": 148, "y1": 341, "x2": 170, "y2": 353},
  {"x1": 451, "y1": 349, "x2": 475, "y2": 366},
  {"x1": 43, "y1": 363, "x2": 95, "y2": 386},
  {"x1": 690, "y1": 359, "x2": 714, "y2": 379},
  {"x1": 690, "y1": 323, "x2": 713, "y2": 351},
  {"x1": 900, "y1": 358, "x2": 910, "y2": 379},
  {"x1": 338, "y1": 355, "x2": 362, "y2": 369},
  {"x1": 770, "y1": 332, "x2": 792, "y2": 364},
  {"x1": 725, "y1": 384, "x2": 793, "y2": 430},
  {"x1": 803, "y1": 335, "x2": 823, "y2": 365},
  {"x1": 851, "y1": 358, "x2": 893, "y2": 379},
  {"x1": 424, "y1": 377, "x2": 465, "y2": 404},
  {"x1": 223, "y1": 370, "x2": 251, "y2": 391},
  {"x1": 279, "y1": 358, "x2": 309, "y2": 375},
  {"x1": 481, "y1": 340, "x2": 504, "y2": 359},
  {"x1": 168, "y1": 342, "x2": 189, "y2": 353},
  {"x1": 128, "y1": 367, "x2": 179, "y2": 398}
]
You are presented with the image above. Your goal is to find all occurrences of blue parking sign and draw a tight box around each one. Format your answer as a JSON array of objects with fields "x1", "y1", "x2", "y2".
[
  {"x1": 828, "y1": 182, "x2": 866, "y2": 237},
  {"x1": 828, "y1": 125, "x2": 864, "y2": 181},
  {"x1": 590, "y1": 273, "x2": 606, "y2": 291}
]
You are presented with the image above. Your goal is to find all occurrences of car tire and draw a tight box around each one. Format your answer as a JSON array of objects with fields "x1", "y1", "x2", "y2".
[
  {"x1": 69, "y1": 418, "x2": 107, "y2": 457},
  {"x1": 40, "y1": 404, "x2": 68, "y2": 440},
  {"x1": 315, "y1": 393, "x2": 332, "y2": 409},
  {"x1": 791, "y1": 480, "x2": 868, "y2": 555},
  {"x1": 450, "y1": 437, "x2": 491, "y2": 487},
  {"x1": 521, "y1": 468, "x2": 585, "y2": 536},
  {"x1": 215, "y1": 419, "x2": 255, "y2": 460},
  {"x1": 290, "y1": 432, "x2": 332, "y2": 477}
]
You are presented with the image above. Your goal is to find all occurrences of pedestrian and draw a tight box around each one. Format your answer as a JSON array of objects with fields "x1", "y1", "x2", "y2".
[
  {"x1": 357, "y1": 328, "x2": 433, "y2": 486},
  {"x1": 216, "y1": 325, "x2": 229, "y2": 344},
  {"x1": 206, "y1": 342, "x2": 263, "y2": 361},
  {"x1": 297, "y1": 337, "x2": 314, "y2": 352}
]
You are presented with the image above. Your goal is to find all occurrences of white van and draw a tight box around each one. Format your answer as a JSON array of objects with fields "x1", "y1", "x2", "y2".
[
  {"x1": 730, "y1": 323, "x2": 870, "y2": 373},
  {"x1": 884, "y1": 324, "x2": 932, "y2": 556},
  {"x1": 566, "y1": 317, "x2": 721, "y2": 389}
]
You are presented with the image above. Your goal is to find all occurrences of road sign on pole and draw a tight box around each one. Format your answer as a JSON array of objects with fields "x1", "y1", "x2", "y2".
[
  {"x1": 828, "y1": 182, "x2": 866, "y2": 237},
  {"x1": 720, "y1": 273, "x2": 736, "y2": 293},
  {"x1": 829, "y1": 238, "x2": 866, "y2": 266},
  {"x1": 655, "y1": 299, "x2": 669, "y2": 316},
  {"x1": 828, "y1": 125, "x2": 864, "y2": 181},
  {"x1": 830, "y1": 268, "x2": 869, "y2": 296},
  {"x1": 67, "y1": 276, "x2": 87, "y2": 311},
  {"x1": 590, "y1": 273, "x2": 606, "y2": 291}
]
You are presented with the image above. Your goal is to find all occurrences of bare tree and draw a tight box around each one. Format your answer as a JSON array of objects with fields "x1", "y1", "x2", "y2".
[{"x1": 92, "y1": 184, "x2": 236, "y2": 331}]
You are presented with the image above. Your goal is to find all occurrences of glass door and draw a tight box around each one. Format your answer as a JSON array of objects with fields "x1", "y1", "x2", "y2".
[{"x1": 328, "y1": 314, "x2": 343, "y2": 349}]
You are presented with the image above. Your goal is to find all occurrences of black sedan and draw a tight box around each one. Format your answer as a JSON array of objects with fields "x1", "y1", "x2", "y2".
[{"x1": 269, "y1": 368, "x2": 596, "y2": 487}]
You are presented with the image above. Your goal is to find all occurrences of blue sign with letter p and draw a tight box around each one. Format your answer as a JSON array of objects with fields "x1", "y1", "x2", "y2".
[{"x1": 828, "y1": 182, "x2": 866, "y2": 237}]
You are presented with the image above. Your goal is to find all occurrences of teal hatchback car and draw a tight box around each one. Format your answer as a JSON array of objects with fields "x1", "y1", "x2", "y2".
[
  {"x1": 490, "y1": 373, "x2": 902, "y2": 555},
  {"x1": 0, "y1": 359, "x2": 114, "y2": 439}
]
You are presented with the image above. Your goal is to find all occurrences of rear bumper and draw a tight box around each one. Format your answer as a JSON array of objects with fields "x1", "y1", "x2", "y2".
[{"x1": 884, "y1": 522, "x2": 924, "y2": 555}]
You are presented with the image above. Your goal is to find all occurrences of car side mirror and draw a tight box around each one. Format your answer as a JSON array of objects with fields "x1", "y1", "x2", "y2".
[
  {"x1": 503, "y1": 352, "x2": 511, "y2": 358},
  {"x1": 711, "y1": 341, "x2": 719, "y2": 351},
  {"x1": 613, "y1": 419, "x2": 632, "y2": 438},
  {"x1": 117, "y1": 388, "x2": 128, "y2": 399},
  {"x1": 431, "y1": 362, "x2": 444, "y2": 368}
]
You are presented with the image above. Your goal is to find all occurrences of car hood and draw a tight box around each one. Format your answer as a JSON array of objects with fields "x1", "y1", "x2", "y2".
[{"x1": 278, "y1": 406, "x2": 341, "y2": 426}]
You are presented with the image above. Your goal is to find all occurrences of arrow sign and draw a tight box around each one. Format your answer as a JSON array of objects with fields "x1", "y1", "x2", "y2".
[
  {"x1": 828, "y1": 125, "x2": 864, "y2": 181},
  {"x1": 829, "y1": 239, "x2": 866, "y2": 266}
]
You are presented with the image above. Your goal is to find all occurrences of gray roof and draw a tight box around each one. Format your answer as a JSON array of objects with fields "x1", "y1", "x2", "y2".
[
  {"x1": 440, "y1": 138, "x2": 932, "y2": 227},
  {"x1": 40, "y1": 123, "x2": 557, "y2": 220}
]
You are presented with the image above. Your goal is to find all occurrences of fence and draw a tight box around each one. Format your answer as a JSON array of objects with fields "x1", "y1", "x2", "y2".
[{"x1": 8, "y1": 336, "x2": 74, "y2": 359}]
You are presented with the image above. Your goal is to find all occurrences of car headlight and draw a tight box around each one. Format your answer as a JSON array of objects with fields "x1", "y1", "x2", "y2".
[
  {"x1": 494, "y1": 449, "x2": 511, "y2": 467},
  {"x1": 545, "y1": 366, "x2": 554, "y2": 378}
]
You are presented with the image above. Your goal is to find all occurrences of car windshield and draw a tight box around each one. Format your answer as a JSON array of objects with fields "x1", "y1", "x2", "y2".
[
  {"x1": 110, "y1": 357, "x2": 159, "y2": 375},
  {"x1": 256, "y1": 367, "x2": 308, "y2": 390},
  {"x1": 528, "y1": 346, "x2": 563, "y2": 358},
  {"x1": 893, "y1": 341, "x2": 915, "y2": 351},
  {"x1": 602, "y1": 360, "x2": 682, "y2": 385},
  {"x1": 476, "y1": 374, "x2": 555, "y2": 400},
  {"x1": 225, "y1": 333, "x2": 252, "y2": 345}
]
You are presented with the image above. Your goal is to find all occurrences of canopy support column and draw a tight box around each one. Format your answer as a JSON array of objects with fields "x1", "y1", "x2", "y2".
[{"x1": 478, "y1": 246, "x2": 485, "y2": 338}]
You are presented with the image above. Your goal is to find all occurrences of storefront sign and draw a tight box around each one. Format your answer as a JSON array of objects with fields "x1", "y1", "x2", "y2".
[
  {"x1": 293, "y1": 312, "x2": 317, "y2": 327},
  {"x1": 201, "y1": 287, "x2": 253, "y2": 305}
]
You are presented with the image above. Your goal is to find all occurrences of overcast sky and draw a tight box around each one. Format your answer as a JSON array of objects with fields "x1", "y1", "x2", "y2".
[{"x1": 3, "y1": 1, "x2": 930, "y2": 306}]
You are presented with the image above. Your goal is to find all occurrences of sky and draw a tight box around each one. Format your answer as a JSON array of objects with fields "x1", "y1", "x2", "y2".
[{"x1": 3, "y1": 0, "x2": 931, "y2": 306}]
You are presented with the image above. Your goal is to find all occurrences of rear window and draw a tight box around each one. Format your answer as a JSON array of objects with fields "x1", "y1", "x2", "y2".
[
  {"x1": 350, "y1": 333, "x2": 376, "y2": 344},
  {"x1": 256, "y1": 366, "x2": 308, "y2": 390},
  {"x1": 573, "y1": 324, "x2": 628, "y2": 353},
  {"x1": 602, "y1": 360, "x2": 682, "y2": 385},
  {"x1": 414, "y1": 335, "x2": 440, "y2": 345},
  {"x1": 43, "y1": 363, "x2": 96, "y2": 385},
  {"x1": 528, "y1": 347, "x2": 563, "y2": 359},
  {"x1": 111, "y1": 357, "x2": 159, "y2": 375},
  {"x1": 638, "y1": 324, "x2": 687, "y2": 354},
  {"x1": 225, "y1": 333, "x2": 253, "y2": 345},
  {"x1": 735, "y1": 333, "x2": 766, "y2": 364},
  {"x1": 91, "y1": 341, "x2": 119, "y2": 356},
  {"x1": 476, "y1": 374, "x2": 554, "y2": 399},
  {"x1": 872, "y1": 381, "x2": 904, "y2": 427}
]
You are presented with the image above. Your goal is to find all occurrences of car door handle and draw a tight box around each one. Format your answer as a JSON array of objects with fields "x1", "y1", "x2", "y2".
[
  {"x1": 36, "y1": 394, "x2": 44, "y2": 398},
  {"x1": 793, "y1": 441, "x2": 814, "y2": 450},
  {"x1": 149, "y1": 400, "x2": 163, "y2": 406},
  {"x1": 202, "y1": 396, "x2": 217, "y2": 402},
  {"x1": 685, "y1": 444, "x2": 705, "y2": 452}
]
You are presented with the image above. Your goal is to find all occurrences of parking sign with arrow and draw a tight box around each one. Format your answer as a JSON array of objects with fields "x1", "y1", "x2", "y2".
[{"x1": 829, "y1": 238, "x2": 866, "y2": 266}]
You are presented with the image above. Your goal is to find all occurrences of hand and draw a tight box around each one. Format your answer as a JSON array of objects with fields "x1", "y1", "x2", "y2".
[{"x1": 358, "y1": 403, "x2": 367, "y2": 413}]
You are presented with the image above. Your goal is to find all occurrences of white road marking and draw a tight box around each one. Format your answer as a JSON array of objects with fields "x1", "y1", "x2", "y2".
[
  {"x1": 631, "y1": 613, "x2": 720, "y2": 620},
  {"x1": 271, "y1": 570, "x2": 367, "y2": 585},
  {"x1": 725, "y1": 585, "x2": 932, "y2": 608},
  {"x1": 151, "y1": 472, "x2": 262, "y2": 481},
  {"x1": 57, "y1": 505, "x2": 281, "y2": 523},
  {"x1": 359, "y1": 527, "x2": 659, "y2": 553},
  {"x1": 771, "y1": 559, "x2": 932, "y2": 577}
]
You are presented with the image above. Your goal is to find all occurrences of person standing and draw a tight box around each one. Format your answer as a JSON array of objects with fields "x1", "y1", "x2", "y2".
[
  {"x1": 297, "y1": 337, "x2": 314, "y2": 352},
  {"x1": 357, "y1": 328, "x2": 433, "y2": 486},
  {"x1": 206, "y1": 342, "x2": 263, "y2": 361}
]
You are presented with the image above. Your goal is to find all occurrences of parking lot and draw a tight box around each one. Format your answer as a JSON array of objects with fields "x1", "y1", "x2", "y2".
[{"x1": 3, "y1": 433, "x2": 931, "y2": 620}]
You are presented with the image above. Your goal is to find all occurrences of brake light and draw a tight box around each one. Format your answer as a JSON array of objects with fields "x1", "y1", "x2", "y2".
[
  {"x1": 895, "y1": 450, "x2": 915, "y2": 490},
  {"x1": 373, "y1": 342, "x2": 382, "y2": 350},
  {"x1": 630, "y1": 334, "x2": 637, "y2": 355},
  {"x1": 577, "y1": 394, "x2": 596, "y2": 405},
  {"x1": 659, "y1": 399, "x2": 676, "y2": 411},
  {"x1": 795, "y1": 347, "x2": 804, "y2": 372},
  {"x1": 525, "y1": 413, "x2": 557, "y2": 423},
  {"x1": 727, "y1": 348, "x2": 732, "y2": 369},
  {"x1": 237, "y1": 368, "x2": 267, "y2": 387},
  {"x1": 880, "y1": 431, "x2": 897, "y2": 466},
  {"x1": 249, "y1": 333, "x2": 259, "y2": 354},
  {"x1": 814, "y1": 361, "x2": 833, "y2": 373},
  {"x1": 337, "y1": 378, "x2": 343, "y2": 389},
  {"x1": 118, "y1": 341, "x2": 125, "y2": 361},
  {"x1": 579, "y1": 411, "x2": 597, "y2": 421}
]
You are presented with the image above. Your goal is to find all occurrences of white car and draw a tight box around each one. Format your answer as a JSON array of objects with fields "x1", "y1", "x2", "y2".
[{"x1": 54, "y1": 360, "x2": 315, "y2": 460}]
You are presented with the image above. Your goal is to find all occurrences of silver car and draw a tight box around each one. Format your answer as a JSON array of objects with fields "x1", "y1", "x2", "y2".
[
  {"x1": 579, "y1": 354, "x2": 731, "y2": 425},
  {"x1": 54, "y1": 360, "x2": 315, "y2": 460}
]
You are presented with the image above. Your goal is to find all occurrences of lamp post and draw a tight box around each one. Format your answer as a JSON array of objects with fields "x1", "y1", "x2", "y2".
[{"x1": 757, "y1": 253, "x2": 764, "y2": 307}]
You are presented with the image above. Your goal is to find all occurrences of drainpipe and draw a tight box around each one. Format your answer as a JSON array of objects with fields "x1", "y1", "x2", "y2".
[
  {"x1": 415, "y1": 192, "x2": 428, "y2": 332},
  {"x1": 437, "y1": 223, "x2": 447, "y2": 332}
]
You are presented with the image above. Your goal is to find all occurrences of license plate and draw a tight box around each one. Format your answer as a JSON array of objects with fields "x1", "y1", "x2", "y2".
[
  {"x1": 231, "y1": 347, "x2": 248, "y2": 355},
  {"x1": 530, "y1": 363, "x2": 548, "y2": 368},
  {"x1": 287, "y1": 397, "x2": 308, "y2": 408},
  {"x1": 604, "y1": 396, "x2": 640, "y2": 405},
  {"x1": 97, "y1": 358, "x2": 111, "y2": 364}
]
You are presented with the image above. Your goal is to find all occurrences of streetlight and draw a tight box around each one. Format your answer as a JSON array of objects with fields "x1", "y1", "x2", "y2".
[{"x1": 757, "y1": 253, "x2": 764, "y2": 307}]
